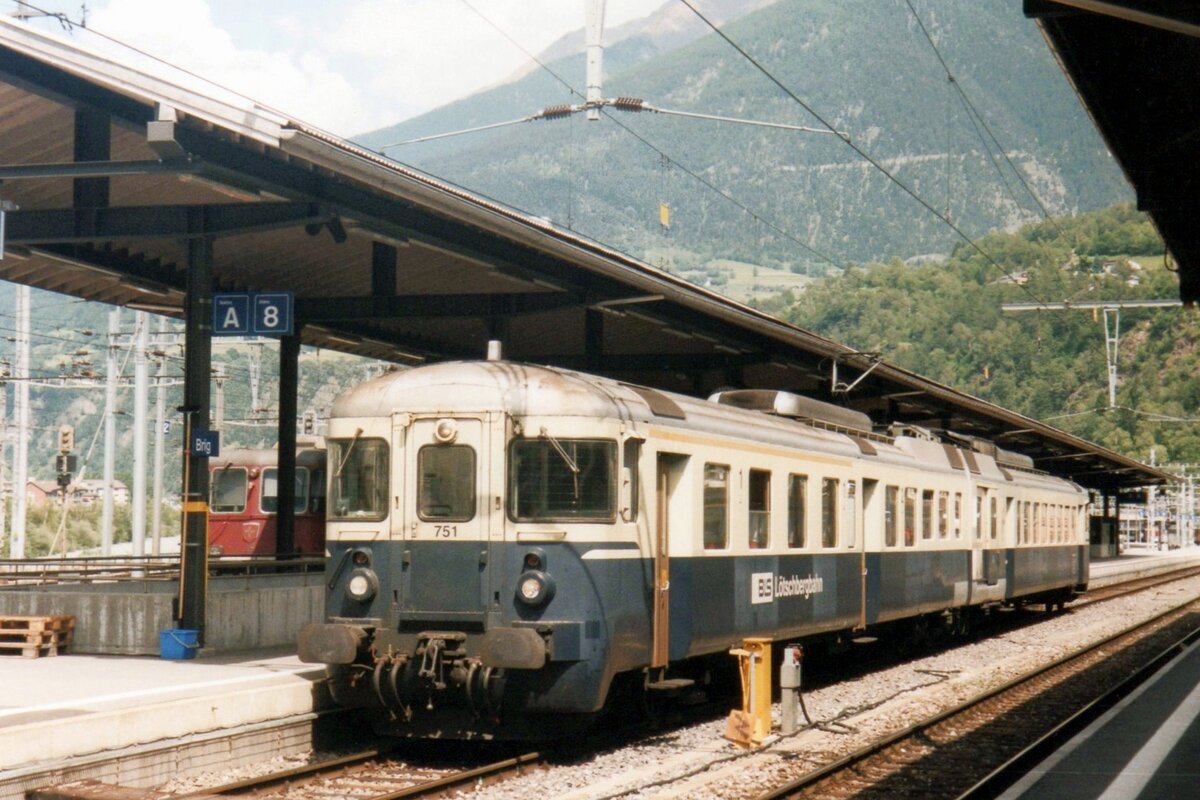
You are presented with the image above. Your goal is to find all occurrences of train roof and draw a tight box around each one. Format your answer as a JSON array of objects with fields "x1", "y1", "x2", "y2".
[{"x1": 331, "y1": 361, "x2": 1081, "y2": 491}]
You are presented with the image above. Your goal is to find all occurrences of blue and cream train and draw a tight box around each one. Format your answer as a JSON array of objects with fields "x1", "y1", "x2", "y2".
[{"x1": 298, "y1": 359, "x2": 1088, "y2": 739}]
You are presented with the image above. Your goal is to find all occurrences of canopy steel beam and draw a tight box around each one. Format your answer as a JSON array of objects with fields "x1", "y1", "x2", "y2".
[
  {"x1": 7, "y1": 202, "x2": 332, "y2": 243},
  {"x1": 295, "y1": 292, "x2": 577, "y2": 322},
  {"x1": 0, "y1": 159, "x2": 204, "y2": 180}
]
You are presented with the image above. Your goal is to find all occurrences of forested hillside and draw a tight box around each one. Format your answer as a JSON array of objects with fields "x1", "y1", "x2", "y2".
[
  {"x1": 758, "y1": 205, "x2": 1199, "y2": 464},
  {"x1": 359, "y1": 0, "x2": 1130, "y2": 276}
]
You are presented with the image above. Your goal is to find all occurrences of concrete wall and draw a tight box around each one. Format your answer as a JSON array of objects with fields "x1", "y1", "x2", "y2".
[{"x1": 0, "y1": 573, "x2": 324, "y2": 655}]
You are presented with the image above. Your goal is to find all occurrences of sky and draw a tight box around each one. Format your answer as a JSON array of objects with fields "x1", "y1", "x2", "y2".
[{"x1": 18, "y1": 0, "x2": 663, "y2": 137}]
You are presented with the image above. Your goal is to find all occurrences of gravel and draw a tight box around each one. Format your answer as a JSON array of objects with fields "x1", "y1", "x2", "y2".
[{"x1": 454, "y1": 575, "x2": 1200, "y2": 800}]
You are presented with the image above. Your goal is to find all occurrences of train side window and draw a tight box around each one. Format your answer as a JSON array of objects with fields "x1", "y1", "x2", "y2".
[
  {"x1": 938, "y1": 491, "x2": 949, "y2": 538},
  {"x1": 509, "y1": 439, "x2": 616, "y2": 522},
  {"x1": 787, "y1": 474, "x2": 807, "y2": 548},
  {"x1": 748, "y1": 469, "x2": 770, "y2": 549},
  {"x1": 623, "y1": 439, "x2": 641, "y2": 522},
  {"x1": 261, "y1": 467, "x2": 310, "y2": 514},
  {"x1": 904, "y1": 487, "x2": 916, "y2": 546},
  {"x1": 844, "y1": 480, "x2": 857, "y2": 548},
  {"x1": 821, "y1": 478, "x2": 838, "y2": 548},
  {"x1": 885, "y1": 485, "x2": 898, "y2": 547},
  {"x1": 990, "y1": 496, "x2": 998, "y2": 540},
  {"x1": 330, "y1": 437, "x2": 390, "y2": 521},
  {"x1": 953, "y1": 492, "x2": 963, "y2": 538},
  {"x1": 1033, "y1": 502, "x2": 1041, "y2": 543},
  {"x1": 210, "y1": 467, "x2": 248, "y2": 513},
  {"x1": 418, "y1": 445, "x2": 476, "y2": 521},
  {"x1": 921, "y1": 490, "x2": 933, "y2": 540},
  {"x1": 703, "y1": 463, "x2": 729, "y2": 550}
]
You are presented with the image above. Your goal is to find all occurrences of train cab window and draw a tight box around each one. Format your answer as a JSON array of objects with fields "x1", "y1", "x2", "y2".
[
  {"x1": 509, "y1": 439, "x2": 616, "y2": 522},
  {"x1": 748, "y1": 470, "x2": 770, "y2": 549},
  {"x1": 903, "y1": 488, "x2": 916, "y2": 546},
  {"x1": 938, "y1": 491, "x2": 949, "y2": 538},
  {"x1": 885, "y1": 485, "x2": 898, "y2": 547},
  {"x1": 418, "y1": 445, "x2": 476, "y2": 521},
  {"x1": 260, "y1": 468, "x2": 310, "y2": 514},
  {"x1": 921, "y1": 490, "x2": 934, "y2": 539},
  {"x1": 703, "y1": 463, "x2": 730, "y2": 549},
  {"x1": 821, "y1": 478, "x2": 838, "y2": 548},
  {"x1": 788, "y1": 474, "x2": 807, "y2": 548},
  {"x1": 330, "y1": 437, "x2": 389, "y2": 521},
  {"x1": 210, "y1": 467, "x2": 248, "y2": 513}
]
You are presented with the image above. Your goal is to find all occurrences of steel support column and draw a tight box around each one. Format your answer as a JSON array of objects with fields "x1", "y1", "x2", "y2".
[
  {"x1": 276, "y1": 331, "x2": 301, "y2": 556},
  {"x1": 178, "y1": 225, "x2": 212, "y2": 638}
]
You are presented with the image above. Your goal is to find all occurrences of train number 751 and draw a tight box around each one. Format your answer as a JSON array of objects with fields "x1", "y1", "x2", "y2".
[{"x1": 433, "y1": 525, "x2": 458, "y2": 538}]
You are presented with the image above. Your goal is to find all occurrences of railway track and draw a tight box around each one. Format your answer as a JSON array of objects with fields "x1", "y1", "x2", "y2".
[
  {"x1": 38, "y1": 750, "x2": 541, "y2": 800},
  {"x1": 757, "y1": 578, "x2": 1200, "y2": 799}
]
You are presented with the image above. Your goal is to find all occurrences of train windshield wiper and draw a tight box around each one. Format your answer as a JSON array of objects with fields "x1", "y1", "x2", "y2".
[
  {"x1": 539, "y1": 427, "x2": 580, "y2": 474},
  {"x1": 333, "y1": 427, "x2": 364, "y2": 479},
  {"x1": 540, "y1": 427, "x2": 582, "y2": 501}
]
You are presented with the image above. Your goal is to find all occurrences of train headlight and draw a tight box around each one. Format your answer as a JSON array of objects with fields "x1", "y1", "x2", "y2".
[
  {"x1": 434, "y1": 418, "x2": 458, "y2": 443},
  {"x1": 515, "y1": 570, "x2": 555, "y2": 607},
  {"x1": 346, "y1": 568, "x2": 379, "y2": 602}
]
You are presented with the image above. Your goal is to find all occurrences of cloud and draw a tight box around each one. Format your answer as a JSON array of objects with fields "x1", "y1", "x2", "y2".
[
  {"x1": 83, "y1": 0, "x2": 374, "y2": 134},
  {"x1": 44, "y1": 0, "x2": 665, "y2": 135}
]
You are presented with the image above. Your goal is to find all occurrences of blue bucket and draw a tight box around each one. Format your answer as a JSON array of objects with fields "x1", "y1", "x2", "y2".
[{"x1": 159, "y1": 628, "x2": 200, "y2": 660}]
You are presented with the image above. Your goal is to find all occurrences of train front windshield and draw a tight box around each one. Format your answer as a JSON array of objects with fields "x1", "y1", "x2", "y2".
[
  {"x1": 509, "y1": 439, "x2": 615, "y2": 522},
  {"x1": 330, "y1": 437, "x2": 389, "y2": 520}
]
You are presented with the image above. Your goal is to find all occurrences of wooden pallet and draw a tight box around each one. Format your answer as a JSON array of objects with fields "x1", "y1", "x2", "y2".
[{"x1": 0, "y1": 615, "x2": 75, "y2": 658}]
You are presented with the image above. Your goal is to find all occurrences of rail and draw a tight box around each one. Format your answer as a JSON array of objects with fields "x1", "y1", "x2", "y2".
[
  {"x1": 0, "y1": 554, "x2": 324, "y2": 585},
  {"x1": 758, "y1": 579, "x2": 1200, "y2": 799}
]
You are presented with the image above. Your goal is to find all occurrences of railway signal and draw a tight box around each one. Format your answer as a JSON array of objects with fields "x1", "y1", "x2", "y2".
[{"x1": 58, "y1": 424, "x2": 74, "y2": 454}]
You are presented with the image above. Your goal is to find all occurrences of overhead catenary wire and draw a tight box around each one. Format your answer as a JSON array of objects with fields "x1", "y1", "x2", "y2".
[
  {"x1": 676, "y1": 0, "x2": 1052, "y2": 306},
  {"x1": 440, "y1": 0, "x2": 849, "y2": 273},
  {"x1": 902, "y1": 0, "x2": 1066, "y2": 237}
]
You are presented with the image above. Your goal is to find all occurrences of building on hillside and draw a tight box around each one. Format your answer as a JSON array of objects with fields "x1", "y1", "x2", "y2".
[
  {"x1": 72, "y1": 479, "x2": 129, "y2": 506},
  {"x1": 26, "y1": 480, "x2": 64, "y2": 509}
]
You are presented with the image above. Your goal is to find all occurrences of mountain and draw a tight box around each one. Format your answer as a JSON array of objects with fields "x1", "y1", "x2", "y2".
[
  {"x1": 357, "y1": 0, "x2": 1131, "y2": 280},
  {"x1": 761, "y1": 204, "x2": 1197, "y2": 464}
]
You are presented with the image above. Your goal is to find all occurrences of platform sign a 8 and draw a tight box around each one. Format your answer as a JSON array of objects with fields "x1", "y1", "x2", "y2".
[{"x1": 213, "y1": 291, "x2": 293, "y2": 337}]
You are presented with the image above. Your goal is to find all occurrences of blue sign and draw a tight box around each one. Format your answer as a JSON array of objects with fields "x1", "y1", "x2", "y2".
[
  {"x1": 192, "y1": 428, "x2": 220, "y2": 458},
  {"x1": 213, "y1": 294, "x2": 250, "y2": 335},
  {"x1": 253, "y1": 292, "x2": 293, "y2": 335},
  {"x1": 213, "y1": 291, "x2": 293, "y2": 337}
]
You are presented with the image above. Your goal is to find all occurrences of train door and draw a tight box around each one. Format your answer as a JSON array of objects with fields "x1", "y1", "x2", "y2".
[
  {"x1": 972, "y1": 487, "x2": 988, "y2": 584},
  {"x1": 399, "y1": 414, "x2": 495, "y2": 615},
  {"x1": 654, "y1": 453, "x2": 688, "y2": 668},
  {"x1": 859, "y1": 479, "x2": 879, "y2": 629},
  {"x1": 977, "y1": 488, "x2": 1003, "y2": 586}
]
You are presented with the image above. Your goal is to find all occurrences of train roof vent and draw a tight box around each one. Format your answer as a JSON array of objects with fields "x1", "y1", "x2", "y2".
[
  {"x1": 890, "y1": 423, "x2": 938, "y2": 441},
  {"x1": 709, "y1": 389, "x2": 874, "y2": 433},
  {"x1": 996, "y1": 447, "x2": 1035, "y2": 470},
  {"x1": 943, "y1": 431, "x2": 1037, "y2": 471}
]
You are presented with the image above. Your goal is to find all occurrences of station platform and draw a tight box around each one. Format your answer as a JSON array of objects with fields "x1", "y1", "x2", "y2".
[
  {"x1": 1088, "y1": 543, "x2": 1200, "y2": 588},
  {"x1": 1000, "y1": 635, "x2": 1200, "y2": 799},
  {"x1": 0, "y1": 648, "x2": 329, "y2": 800}
]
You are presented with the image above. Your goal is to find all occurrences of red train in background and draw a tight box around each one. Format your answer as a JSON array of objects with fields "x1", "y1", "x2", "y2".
[{"x1": 207, "y1": 438, "x2": 326, "y2": 556}]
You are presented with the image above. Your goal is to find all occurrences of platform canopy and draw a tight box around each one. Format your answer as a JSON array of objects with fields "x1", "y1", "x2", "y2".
[
  {"x1": 1027, "y1": 0, "x2": 1200, "y2": 306},
  {"x1": 0, "y1": 18, "x2": 1170, "y2": 493}
]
